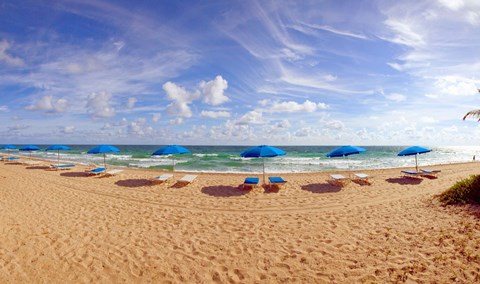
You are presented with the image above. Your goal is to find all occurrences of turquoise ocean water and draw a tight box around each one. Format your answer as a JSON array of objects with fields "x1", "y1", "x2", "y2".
[{"x1": 4, "y1": 145, "x2": 478, "y2": 174}]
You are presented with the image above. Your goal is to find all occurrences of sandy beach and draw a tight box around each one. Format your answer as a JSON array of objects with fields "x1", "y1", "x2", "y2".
[{"x1": 1, "y1": 159, "x2": 480, "y2": 283}]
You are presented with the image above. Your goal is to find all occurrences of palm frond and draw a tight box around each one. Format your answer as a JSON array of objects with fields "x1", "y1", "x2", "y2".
[{"x1": 463, "y1": 109, "x2": 480, "y2": 121}]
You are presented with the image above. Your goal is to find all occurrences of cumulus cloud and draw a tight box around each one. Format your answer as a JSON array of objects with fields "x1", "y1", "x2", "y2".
[
  {"x1": 86, "y1": 91, "x2": 116, "y2": 118},
  {"x1": 433, "y1": 76, "x2": 479, "y2": 96},
  {"x1": 127, "y1": 97, "x2": 137, "y2": 109},
  {"x1": 25, "y1": 95, "x2": 68, "y2": 113},
  {"x1": 260, "y1": 99, "x2": 328, "y2": 113},
  {"x1": 199, "y1": 75, "x2": 229, "y2": 105},
  {"x1": 128, "y1": 118, "x2": 154, "y2": 136},
  {"x1": 163, "y1": 81, "x2": 198, "y2": 118},
  {"x1": 0, "y1": 40, "x2": 24, "y2": 67},
  {"x1": 200, "y1": 110, "x2": 231, "y2": 118},
  {"x1": 236, "y1": 110, "x2": 264, "y2": 125},
  {"x1": 62, "y1": 125, "x2": 75, "y2": 134},
  {"x1": 163, "y1": 76, "x2": 230, "y2": 121}
]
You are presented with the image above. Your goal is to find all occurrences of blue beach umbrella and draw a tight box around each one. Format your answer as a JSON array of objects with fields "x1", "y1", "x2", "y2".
[
  {"x1": 327, "y1": 145, "x2": 367, "y2": 176},
  {"x1": 20, "y1": 145, "x2": 41, "y2": 157},
  {"x1": 326, "y1": 145, "x2": 367, "y2": 158},
  {"x1": 240, "y1": 145, "x2": 286, "y2": 185},
  {"x1": 152, "y1": 145, "x2": 191, "y2": 171},
  {"x1": 87, "y1": 144, "x2": 120, "y2": 168},
  {"x1": 46, "y1": 145, "x2": 71, "y2": 162},
  {"x1": 2, "y1": 144, "x2": 16, "y2": 150},
  {"x1": 398, "y1": 146, "x2": 432, "y2": 172}
]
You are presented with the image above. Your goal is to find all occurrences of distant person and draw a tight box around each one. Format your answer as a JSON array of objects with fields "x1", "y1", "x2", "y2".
[{"x1": 474, "y1": 155, "x2": 476, "y2": 161}]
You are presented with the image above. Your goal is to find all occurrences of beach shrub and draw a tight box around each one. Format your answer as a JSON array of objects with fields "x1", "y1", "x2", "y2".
[{"x1": 439, "y1": 175, "x2": 480, "y2": 205}]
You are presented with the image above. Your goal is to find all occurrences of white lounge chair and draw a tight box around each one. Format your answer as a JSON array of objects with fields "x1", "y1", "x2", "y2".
[
  {"x1": 151, "y1": 173, "x2": 174, "y2": 184},
  {"x1": 328, "y1": 174, "x2": 349, "y2": 186},
  {"x1": 50, "y1": 163, "x2": 75, "y2": 170},
  {"x1": 421, "y1": 169, "x2": 441, "y2": 175},
  {"x1": 178, "y1": 174, "x2": 197, "y2": 185},
  {"x1": 104, "y1": 169, "x2": 123, "y2": 176},
  {"x1": 353, "y1": 173, "x2": 371, "y2": 184}
]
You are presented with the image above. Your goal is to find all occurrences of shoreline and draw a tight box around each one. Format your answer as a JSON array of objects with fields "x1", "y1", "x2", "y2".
[{"x1": 1, "y1": 159, "x2": 480, "y2": 282}]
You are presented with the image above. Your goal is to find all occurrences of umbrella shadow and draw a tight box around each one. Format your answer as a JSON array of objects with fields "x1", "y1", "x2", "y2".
[
  {"x1": 201, "y1": 185, "x2": 249, "y2": 197},
  {"x1": 60, "y1": 171, "x2": 90, "y2": 177},
  {"x1": 26, "y1": 166, "x2": 50, "y2": 170},
  {"x1": 301, "y1": 183, "x2": 343, "y2": 194},
  {"x1": 386, "y1": 177, "x2": 423, "y2": 185},
  {"x1": 115, "y1": 179, "x2": 153, "y2": 188}
]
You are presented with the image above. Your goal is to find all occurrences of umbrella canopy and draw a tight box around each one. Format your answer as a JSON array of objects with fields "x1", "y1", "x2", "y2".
[
  {"x1": 152, "y1": 145, "x2": 191, "y2": 171},
  {"x1": 46, "y1": 145, "x2": 71, "y2": 162},
  {"x1": 326, "y1": 145, "x2": 367, "y2": 158},
  {"x1": 327, "y1": 145, "x2": 367, "y2": 177},
  {"x1": 87, "y1": 144, "x2": 120, "y2": 168},
  {"x1": 2, "y1": 144, "x2": 16, "y2": 150},
  {"x1": 20, "y1": 145, "x2": 40, "y2": 157},
  {"x1": 240, "y1": 145, "x2": 286, "y2": 185},
  {"x1": 398, "y1": 146, "x2": 432, "y2": 172}
]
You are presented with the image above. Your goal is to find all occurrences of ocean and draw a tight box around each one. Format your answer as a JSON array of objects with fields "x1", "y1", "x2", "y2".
[{"x1": 4, "y1": 145, "x2": 478, "y2": 174}]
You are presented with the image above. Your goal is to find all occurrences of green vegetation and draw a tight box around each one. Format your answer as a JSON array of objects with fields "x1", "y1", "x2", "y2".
[{"x1": 439, "y1": 175, "x2": 480, "y2": 205}]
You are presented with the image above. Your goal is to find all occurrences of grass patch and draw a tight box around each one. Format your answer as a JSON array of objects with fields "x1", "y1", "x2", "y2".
[{"x1": 438, "y1": 175, "x2": 480, "y2": 205}]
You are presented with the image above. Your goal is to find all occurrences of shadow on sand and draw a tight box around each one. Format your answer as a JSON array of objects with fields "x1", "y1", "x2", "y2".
[
  {"x1": 115, "y1": 179, "x2": 152, "y2": 188},
  {"x1": 301, "y1": 183, "x2": 343, "y2": 194},
  {"x1": 386, "y1": 177, "x2": 423, "y2": 185},
  {"x1": 201, "y1": 185, "x2": 248, "y2": 197},
  {"x1": 60, "y1": 172, "x2": 89, "y2": 177},
  {"x1": 26, "y1": 166, "x2": 50, "y2": 170}
]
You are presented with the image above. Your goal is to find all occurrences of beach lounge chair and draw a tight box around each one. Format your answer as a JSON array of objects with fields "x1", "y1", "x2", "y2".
[
  {"x1": 268, "y1": 176, "x2": 287, "y2": 189},
  {"x1": 151, "y1": 173, "x2": 174, "y2": 184},
  {"x1": 401, "y1": 170, "x2": 422, "y2": 178},
  {"x1": 353, "y1": 173, "x2": 371, "y2": 185},
  {"x1": 4, "y1": 157, "x2": 19, "y2": 162},
  {"x1": 104, "y1": 169, "x2": 123, "y2": 176},
  {"x1": 177, "y1": 174, "x2": 197, "y2": 185},
  {"x1": 242, "y1": 177, "x2": 259, "y2": 190},
  {"x1": 421, "y1": 169, "x2": 441, "y2": 175},
  {"x1": 86, "y1": 167, "x2": 106, "y2": 175},
  {"x1": 50, "y1": 164, "x2": 75, "y2": 170},
  {"x1": 328, "y1": 174, "x2": 349, "y2": 186}
]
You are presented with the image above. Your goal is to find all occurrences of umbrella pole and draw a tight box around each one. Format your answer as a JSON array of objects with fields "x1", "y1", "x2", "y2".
[
  {"x1": 58, "y1": 150, "x2": 60, "y2": 163},
  {"x1": 104, "y1": 154, "x2": 107, "y2": 169},
  {"x1": 415, "y1": 154, "x2": 418, "y2": 172},
  {"x1": 173, "y1": 156, "x2": 176, "y2": 172},
  {"x1": 263, "y1": 158, "x2": 266, "y2": 185}
]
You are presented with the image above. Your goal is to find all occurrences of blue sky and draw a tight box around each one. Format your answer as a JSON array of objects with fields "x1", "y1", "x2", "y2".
[{"x1": 1, "y1": 0, "x2": 480, "y2": 145}]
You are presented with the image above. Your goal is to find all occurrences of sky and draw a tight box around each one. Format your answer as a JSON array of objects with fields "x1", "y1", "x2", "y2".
[{"x1": 1, "y1": 0, "x2": 480, "y2": 146}]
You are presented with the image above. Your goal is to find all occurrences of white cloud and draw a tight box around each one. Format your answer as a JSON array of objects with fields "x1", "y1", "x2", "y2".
[
  {"x1": 275, "y1": 119, "x2": 291, "y2": 129},
  {"x1": 437, "y1": 0, "x2": 464, "y2": 11},
  {"x1": 200, "y1": 110, "x2": 231, "y2": 118},
  {"x1": 383, "y1": 19, "x2": 425, "y2": 48},
  {"x1": 324, "y1": 120, "x2": 345, "y2": 131},
  {"x1": 86, "y1": 91, "x2": 116, "y2": 118},
  {"x1": 0, "y1": 105, "x2": 8, "y2": 112},
  {"x1": 0, "y1": 40, "x2": 24, "y2": 67},
  {"x1": 26, "y1": 95, "x2": 68, "y2": 113},
  {"x1": 62, "y1": 125, "x2": 75, "y2": 134},
  {"x1": 262, "y1": 100, "x2": 328, "y2": 113},
  {"x1": 385, "y1": 93, "x2": 407, "y2": 102},
  {"x1": 199, "y1": 75, "x2": 229, "y2": 106},
  {"x1": 169, "y1": 118, "x2": 184, "y2": 125},
  {"x1": 433, "y1": 76, "x2": 478, "y2": 96},
  {"x1": 236, "y1": 110, "x2": 264, "y2": 125},
  {"x1": 163, "y1": 81, "x2": 198, "y2": 118},
  {"x1": 127, "y1": 97, "x2": 137, "y2": 109}
]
